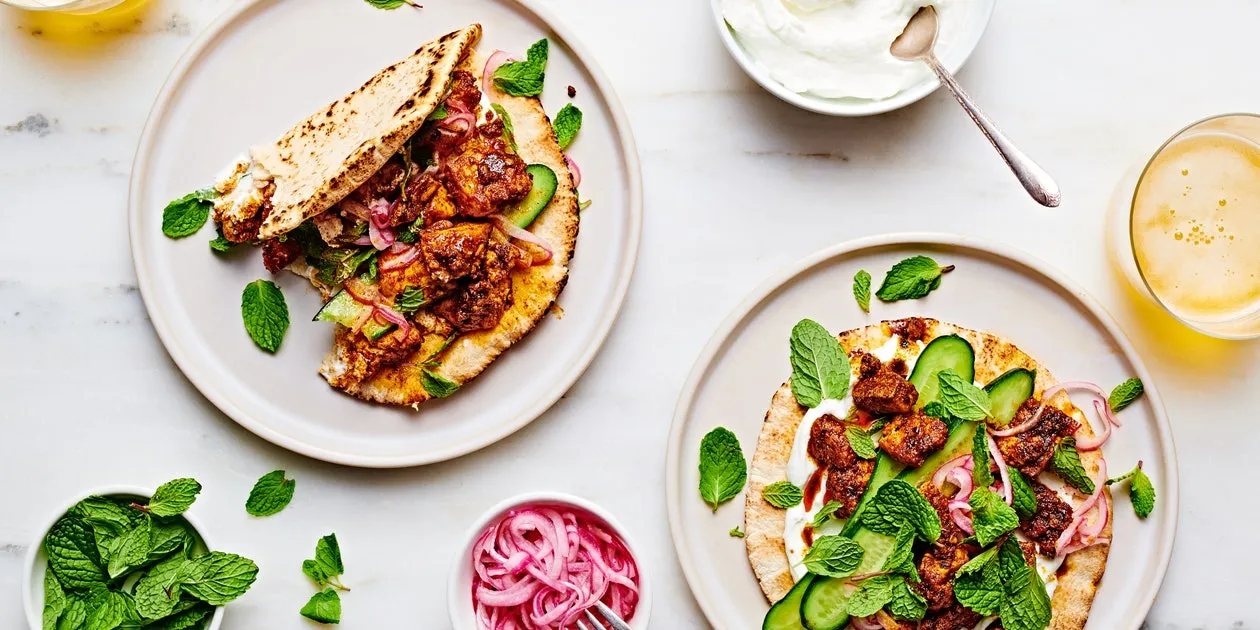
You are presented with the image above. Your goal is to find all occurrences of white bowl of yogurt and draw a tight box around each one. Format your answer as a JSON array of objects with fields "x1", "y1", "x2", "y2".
[{"x1": 714, "y1": 0, "x2": 996, "y2": 116}]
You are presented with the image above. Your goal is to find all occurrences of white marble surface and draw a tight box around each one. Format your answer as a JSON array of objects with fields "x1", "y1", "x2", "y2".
[{"x1": 2, "y1": 0, "x2": 1258, "y2": 628}]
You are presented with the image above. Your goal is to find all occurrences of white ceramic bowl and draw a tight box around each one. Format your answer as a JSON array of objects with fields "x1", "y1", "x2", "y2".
[
  {"x1": 448, "y1": 492, "x2": 652, "y2": 630},
  {"x1": 22, "y1": 485, "x2": 223, "y2": 630},
  {"x1": 710, "y1": 0, "x2": 997, "y2": 116}
]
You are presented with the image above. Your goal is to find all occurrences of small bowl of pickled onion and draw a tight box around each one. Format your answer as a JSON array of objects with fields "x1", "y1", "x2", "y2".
[{"x1": 448, "y1": 492, "x2": 650, "y2": 630}]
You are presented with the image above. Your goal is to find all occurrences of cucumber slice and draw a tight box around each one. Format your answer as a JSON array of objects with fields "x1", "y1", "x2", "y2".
[
  {"x1": 763, "y1": 574, "x2": 814, "y2": 630},
  {"x1": 313, "y1": 290, "x2": 393, "y2": 340},
  {"x1": 800, "y1": 529, "x2": 896, "y2": 630},
  {"x1": 985, "y1": 368, "x2": 1036, "y2": 425},
  {"x1": 908, "y1": 335, "x2": 975, "y2": 407},
  {"x1": 502, "y1": 164, "x2": 558, "y2": 228}
]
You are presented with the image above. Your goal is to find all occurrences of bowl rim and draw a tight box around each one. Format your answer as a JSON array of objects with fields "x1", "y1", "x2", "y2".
[
  {"x1": 22, "y1": 484, "x2": 224, "y2": 630},
  {"x1": 446, "y1": 491, "x2": 653, "y2": 630},
  {"x1": 708, "y1": 0, "x2": 997, "y2": 116}
]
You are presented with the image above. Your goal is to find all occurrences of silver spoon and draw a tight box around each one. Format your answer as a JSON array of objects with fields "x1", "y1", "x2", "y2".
[{"x1": 891, "y1": 6, "x2": 1061, "y2": 207}]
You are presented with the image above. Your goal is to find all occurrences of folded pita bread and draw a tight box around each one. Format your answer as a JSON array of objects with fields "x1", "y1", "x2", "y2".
[{"x1": 745, "y1": 318, "x2": 1109, "y2": 630}]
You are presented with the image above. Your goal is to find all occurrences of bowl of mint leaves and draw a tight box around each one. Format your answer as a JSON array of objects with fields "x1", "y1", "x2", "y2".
[{"x1": 22, "y1": 478, "x2": 258, "y2": 630}]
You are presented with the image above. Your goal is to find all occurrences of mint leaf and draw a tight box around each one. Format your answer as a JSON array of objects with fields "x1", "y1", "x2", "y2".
[
  {"x1": 43, "y1": 571, "x2": 66, "y2": 630},
  {"x1": 241, "y1": 280, "x2": 289, "y2": 354},
  {"x1": 1050, "y1": 437, "x2": 1095, "y2": 494},
  {"x1": 729, "y1": 527, "x2": 745, "y2": 538},
  {"x1": 761, "y1": 481, "x2": 804, "y2": 509},
  {"x1": 882, "y1": 523, "x2": 919, "y2": 580},
  {"x1": 971, "y1": 423, "x2": 993, "y2": 488},
  {"x1": 58, "y1": 597, "x2": 87, "y2": 630},
  {"x1": 45, "y1": 516, "x2": 106, "y2": 591},
  {"x1": 209, "y1": 226, "x2": 237, "y2": 253},
  {"x1": 245, "y1": 470, "x2": 295, "y2": 517},
  {"x1": 106, "y1": 518, "x2": 151, "y2": 579},
  {"x1": 393, "y1": 287, "x2": 426, "y2": 315},
  {"x1": 999, "y1": 565, "x2": 1052, "y2": 630},
  {"x1": 1109, "y1": 462, "x2": 1155, "y2": 519},
  {"x1": 1108, "y1": 378, "x2": 1144, "y2": 412},
  {"x1": 845, "y1": 574, "x2": 893, "y2": 617},
  {"x1": 553, "y1": 103, "x2": 582, "y2": 150},
  {"x1": 145, "y1": 604, "x2": 213, "y2": 630},
  {"x1": 846, "y1": 426, "x2": 877, "y2": 460},
  {"x1": 801, "y1": 535, "x2": 865, "y2": 577},
  {"x1": 1009, "y1": 469, "x2": 1037, "y2": 520},
  {"x1": 789, "y1": 318, "x2": 851, "y2": 408},
  {"x1": 488, "y1": 103, "x2": 518, "y2": 152},
  {"x1": 363, "y1": 0, "x2": 420, "y2": 9},
  {"x1": 420, "y1": 369, "x2": 459, "y2": 398},
  {"x1": 179, "y1": 552, "x2": 259, "y2": 605},
  {"x1": 888, "y1": 577, "x2": 927, "y2": 620},
  {"x1": 876, "y1": 256, "x2": 952, "y2": 302},
  {"x1": 493, "y1": 39, "x2": 548, "y2": 97},
  {"x1": 968, "y1": 488, "x2": 1019, "y2": 546},
  {"x1": 811, "y1": 501, "x2": 844, "y2": 529},
  {"x1": 82, "y1": 587, "x2": 126, "y2": 630},
  {"x1": 300, "y1": 589, "x2": 342, "y2": 624},
  {"x1": 133, "y1": 555, "x2": 187, "y2": 619},
  {"x1": 313, "y1": 247, "x2": 375, "y2": 286},
  {"x1": 161, "y1": 189, "x2": 215, "y2": 239},
  {"x1": 146, "y1": 479, "x2": 202, "y2": 518},
  {"x1": 937, "y1": 371, "x2": 991, "y2": 421},
  {"x1": 853, "y1": 270, "x2": 872, "y2": 313},
  {"x1": 858, "y1": 479, "x2": 942, "y2": 543},
  {"x1": 698, "y1": 427, "x2": 747, "y2": 512},
  {"x1": 305, "y1": 534, "x2": 349, "y2": 591},
  {"x1": 921, "y1": 401, "x2": 947, "y2": 420},
  {"x1": 953, "y1": 545, "x2": 1003, "y2": 616}
]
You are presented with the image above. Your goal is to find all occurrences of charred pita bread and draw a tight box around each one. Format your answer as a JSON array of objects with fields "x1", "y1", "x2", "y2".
[{"x1": 746, "y1": 318, "x2": 1110, "y2": 630}]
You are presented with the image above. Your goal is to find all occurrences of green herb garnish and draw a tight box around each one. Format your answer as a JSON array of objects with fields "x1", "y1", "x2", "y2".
[
  {"x1": 1050, "y1": 437, "x2": 1095, "y2": 494},
  {"x1": 760, "y1": 481, "x2": 803, "y2": 509},
  {"x1": 729, "y1": 526, "x2": 745, "y2": 538},
  {"x1": 811, "y1": 501, "x2": 844, "y2": 529},
  {"x1": 853, "y1": 269, "x2": 872, "y2": 313},
  {"x1": 846, "y1": 425, "x2": 878, "y2": 460},
  {"x1": 301, "y1": 589, "x2": 342, "y2": 624},
  {"x1": 241, "y1": 279, "x2": 289, "y2": 354},
  {"x1": 698, "y1": 427, "x2": 747, "y2": 512},
  {"x1": 303, "y1": 534, "x2": 349, "y2": 591},
  {"x1": 245, "y1": 470, "x2": 295, "y2": 517},
  {"x1": 1108, "y1": 461, "x2": 1155, "y2": 519},
  {"x1": 491, "y1": 103, "x2": 518, "y2": 152},
  {"x1": 1008, "y1": 469, "x2": 1037, "y2": 520},
  {"x1": 362, "y1": 0, "x2": 421, "y2": 9},
  {"x1": 801, "y1": 535, "x2": 865, "y2": 578},
  {"x1": 937, "y1": 370, "x2": 991, "y2": 422},
  {"x1": 553, "y1": 103, "x2": 582, "y2": 150},
  {"x1": 857, "y1": 479, "x2": 941, "y2": 543},
  {"x1": 161, "y1": 188, "x2": 216, "y2": 239},
  {"x1": 493, "y1": 39, "x2": 549, "y2": 97},
  {"x1": 876, "y1": 255, "x2": 953, "y2": 302},
  {"x1": 421, "y1": 369, "x2": 459, "y2": 398},
  {"x1": 968, "y1": 488, "x2": 1019, "y2": 546},
  {"x1": 789, "y1": 319, "x2": 851, "y2": 409},
  {"x1": 1108, "y1": 378, "x2": 1144, "y2": 412}
]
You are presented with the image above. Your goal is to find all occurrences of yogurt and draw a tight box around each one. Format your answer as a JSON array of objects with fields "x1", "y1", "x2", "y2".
[{"x1": 722, "y1": 0, "x2": 963, "y2": 100}]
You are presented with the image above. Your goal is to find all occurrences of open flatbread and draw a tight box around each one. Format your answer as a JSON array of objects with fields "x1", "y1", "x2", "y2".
[{"x1": 746, "y1": 318, "x2": 1110, "y2": 630}]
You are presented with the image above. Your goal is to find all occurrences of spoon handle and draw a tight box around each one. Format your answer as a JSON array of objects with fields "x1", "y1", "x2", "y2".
[{"x1": 924, "y1": 55, "x2": 1061, "y2": 207}]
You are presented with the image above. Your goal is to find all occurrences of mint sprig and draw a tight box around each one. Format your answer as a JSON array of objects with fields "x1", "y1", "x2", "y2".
[
  {"x1": 301, "y1": 589, "x2": 342, "y2": 624},
  {"x1": 937, "y1": 370, "x2": 991, "y2": 422},
  {"x1": 857, "y1": 479, "x2": 942, "y2": 543},
  {"x1": 553, "y1": 103, "x2": 582, "y2": 150},
  {"x1": 493, "y1": 39, "x2": 549, "y2": 97},
  {"x1": 846, "y1": 425, "x2": 878, "y2": 460},
  {"x1": 1050, "y1": 437, "x2": 1095, "y2": 494},
  {"x1": 241, "y1": 279, "x2": 289, "y2": 354},
  {"x1": 245, "y1": 470, "x2": 296, "y2": 517},
  {"x1": 698, "y1": 427, "x2": 747, "y2": 512},
  {"x1": 853, "y1": 270, "x2": 872, "y2": 313},
  {"x1": 875, "y1": 256, "x2": 953, "y2": 302},
  {"x1": 144, "y1": 478, "x2": 202, "y2": 518},
  {"x1": 789, "y1": 318, "x2": 851, "y2": 408},
  {"x1": 1108, "y1": 461, "x2": 1155, "y2": 519},
  {"x1": 801, "y1": 535, "x2": 864, "y2": 577},
  {"x1": 303, "y1": 534, "x2": 349, "y2": 591},
  {"x1": 161, "y1": 188, "x2": 216, "y2": 239},
  {"x1": 761, "y1": 481, "x2": 803, "y2": 509},
  {"x1": 968, "y1": 488, "x2": 1019, "y2": 547},
  {"x1": 1108, "y1": 378, "x2": 1144, "y2": 412}
]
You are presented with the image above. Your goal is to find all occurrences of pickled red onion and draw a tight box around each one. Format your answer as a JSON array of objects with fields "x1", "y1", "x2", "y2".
[
  {"x1": 372, "y1": 304, "x2": 411, "y2": 337},
  {"x1": 482, "y1": 50, "x2": 516, "y2": 95},
  {"x1": 339, "y1": 199, "x2": 372, "y2": 222},
  {"x1": 380, "y1": 244, "x2": 420, "y2": 271},
  {"x1": 932, "y1": 454, "x2": 972, "y2": 490},
  {"x1": 948, "y1": 501, "x2": 974, "y2": 535},
  {"x1": 368, "y1": 199, "x2": 396, "y2": 250},
  {"x1": 491, "y1": 215, "x2": 553, "y2": 265},
  {"x1": 1075, "y1": 400, "x2": 1113, "y2": 451},
  {"x1": 851, "y1": 615, "x2": 884, "y2": 630},
  {"x1": 945, "y1": 466, "x2": 972, "y2": 501},
  {"x1": 1055, "y1": 459, "x2": 1109, "y2": 557},
  {"x1": 987, "y1": 434, "x2": 1013, "y2": 505},
  {"x1": 471, "y1": 506, "x2": 639, "y2": 629},
  {"x1": 565, "y1": 154, "x2": 581, "y2": 188}
]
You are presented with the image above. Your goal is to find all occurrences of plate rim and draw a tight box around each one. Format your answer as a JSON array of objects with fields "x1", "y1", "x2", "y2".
[
  {"x1": 663, "y1": 232, "x2": 1180, "y2": 629},
  {"x1": 127, "y1": 0, "x2": 643, "y2": 467}
]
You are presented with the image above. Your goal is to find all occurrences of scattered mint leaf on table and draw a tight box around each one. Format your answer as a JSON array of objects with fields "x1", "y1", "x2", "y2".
[
  {"x1": 45, "y1": 516, "x2": 106, "y2": 591},
  {"x1": 1109, "y1": 462, "x2": 1155, "y2": 518},
  {"x1": 179, "y1": 552, "x2": 260, "y2": 605},
  {"x1": 846, "y1": 425, "x2": 878, "y2": 460},
  {"x1": 161, "y1": 189, "x2": 216, "y2": 239},
  {"x1": 789, "y1": 318, "x2": 851, "y2": 408},
  {"x1": 1008, "y1": 469, "x2": 1038, "y2": 520},
  {"x1": 857, "y1": 479, "x2": 941, "y2": 543},
  {"x1": 301, "y1": 588, "x2": 342, "y2": 624},
  {"x1": 553, "y1": 103, "x2": 582, "y2": 150},
  {"x1": 304, "y1": 534, "x2": 349, "y2": 591},
  {"x1": 246, "y1": 470, "x2": 296, "y2": 517},
  {"x1": 420, "y1": 369, "x2": 459, "y2": 398},
  {"x1": 362, "y1": 0, "x2": 421, "y2": 9},
  {"x1": 1108, "y1": 378, "x2": 1144, "y2": 412},
  {"x1": 494, "y1": 39, "x2": 549, "y2": 97},
  {"x1": 241, "y1": 280, "x2": 289, "y2": 354},
  {"x1": 853, "y1": 269, "x2": 872, "y2": 313},
  {"x1": 971, "y1": 423, "x2": 993, "y2": 488},
  {"x1": 875, "y1": 255, "x2": 953, "y2": 302},
  {"x1": 761, "y1": 481, "x2": 804, "y2": 509},
  {"x1": 812, "y1": 501, "x2": 844, "y2": 529},
  {"x1": 937, "y1": 371, "x2": 991, "y2": 422},
  {"x1": 144, "y1": 479, "x2": 202, "y2": 518},
  {"x1": 1050, "y1": 437, "x2": 1095, "y2": 494},
  {"x1": 801, "y1": 535, "x2": 865, "y2": 577},
  {"x1": 698, "y1": 428, "x2": 747, "y2": 512},
  {"x1": 729, "y1": 526, "x2": 745, "y2": 538},
  {"x1": 968, "y1": 488, "x2": 1019, "y2": 546}
]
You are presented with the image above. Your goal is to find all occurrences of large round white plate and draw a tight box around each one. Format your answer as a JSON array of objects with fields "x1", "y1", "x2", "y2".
[
  {"x1": 665, "y1": 234, "x2": 1178, "y2": 629},
  {"x1": 129, "y1": 0, "x2": 640, "y2": 467}
]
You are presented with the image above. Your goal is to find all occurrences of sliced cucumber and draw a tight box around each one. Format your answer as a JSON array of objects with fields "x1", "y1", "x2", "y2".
[
  {"x1": 313, "y1": 290, "x2": 393, "y2": 340},
  {"x1": 502, "y1": 164, "x2": 558, "y2": 228},
  {"x1": 985, "y1": 368, "x2": 1036, "y2": 425},
  {"x1": 800, "y1": 529, "x2": 896, "y2": 630},
  {"x1": 763, "y1": 574, "x2": 814, "y2": 630},
  {"x1": 908, "y1": 335, "x2": 975, "y2": 408}
]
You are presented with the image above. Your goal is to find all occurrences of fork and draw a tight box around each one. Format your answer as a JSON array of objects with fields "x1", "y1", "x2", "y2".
[{"x1": 573, "y1": 602, "x2": 632, "y2": 630}]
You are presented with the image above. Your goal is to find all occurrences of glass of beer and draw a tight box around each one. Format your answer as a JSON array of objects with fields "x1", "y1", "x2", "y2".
[{"x1": 1109, "y1": 113, "x2": 1260, "y2": 338}]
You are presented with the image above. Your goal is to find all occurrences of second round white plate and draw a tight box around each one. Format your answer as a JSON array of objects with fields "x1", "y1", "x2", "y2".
[
  {"x1": 665, "y1": 234, "x2": 1178, "y2": 629},
  {"x1": 129, "y1": 0, "x2": 641, "y2": 467}
]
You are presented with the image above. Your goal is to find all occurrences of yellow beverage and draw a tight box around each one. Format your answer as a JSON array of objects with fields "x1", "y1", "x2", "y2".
[{"x1": 1125, "y1": 114, "x2": 1260, "y2": 338}]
